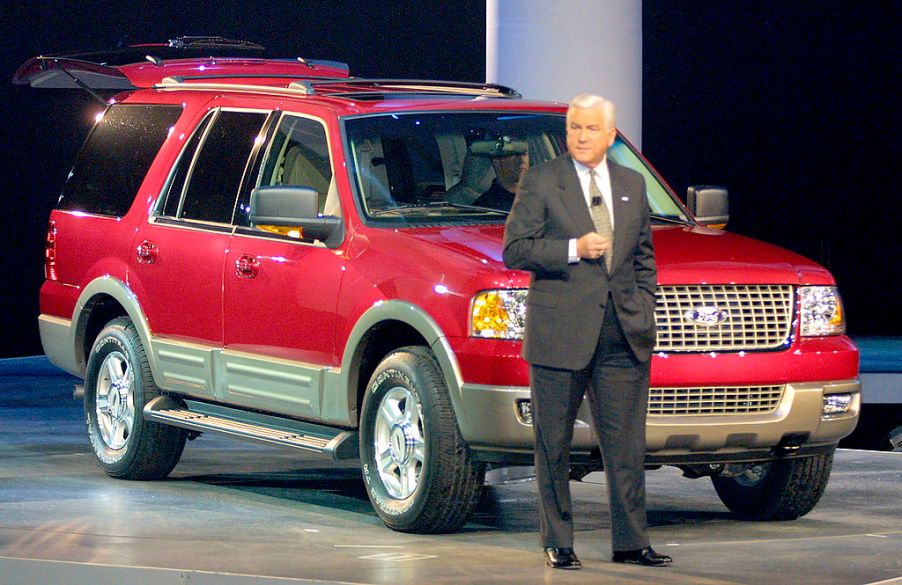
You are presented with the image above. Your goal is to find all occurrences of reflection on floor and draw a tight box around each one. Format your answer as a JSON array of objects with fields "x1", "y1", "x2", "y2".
[{"x1": 1, "y1": 356, "x2": 901, "y2": 585}]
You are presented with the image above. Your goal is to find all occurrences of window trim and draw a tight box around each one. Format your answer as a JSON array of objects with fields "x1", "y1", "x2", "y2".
[{"x1": 161, "y1": 109, "x2": 218, "y2": 218}]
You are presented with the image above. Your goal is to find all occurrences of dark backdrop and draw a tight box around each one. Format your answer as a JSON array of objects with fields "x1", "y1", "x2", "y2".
[
  {"x1": 642, "y1": 2, "x2": 900, "y2": 340},
  {"x1": 1, "y1": 1, "x2": 897, "y2": 358}
]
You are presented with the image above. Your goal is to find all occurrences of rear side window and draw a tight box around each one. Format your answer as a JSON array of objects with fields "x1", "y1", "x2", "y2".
[
  {"x1": 159, "y1": 113, "x2": 213, "y2": 217},
  {"x1": 59, "y1": 104, "x2": 182, "y2": 216},
  {"x1": 179, "y1": 110, "x2": 268, "y2": 224}
]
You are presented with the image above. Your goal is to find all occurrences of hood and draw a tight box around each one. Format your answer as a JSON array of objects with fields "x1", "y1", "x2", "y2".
[
  {"x1": 389, "y1": 223, "x2": 835, "y2": 287},
  {"x1": 651, "y1": 226, "x2": 834, "y2": 285}
]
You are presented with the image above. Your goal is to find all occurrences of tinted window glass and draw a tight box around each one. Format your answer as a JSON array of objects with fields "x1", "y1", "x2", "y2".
[
  {"x1": 180, "y1": 111, "x2": 267, "y2": 224},
  {"x1": 159, "y1": 113, "x2": 213, "y2": 217},
  {"x1": 60, "y1": 104, "x2": 182, "y2": 216}
]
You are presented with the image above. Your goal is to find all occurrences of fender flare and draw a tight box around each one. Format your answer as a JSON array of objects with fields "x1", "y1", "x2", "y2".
[
  {"x1": 339, "y1": 300, "x2": 465, "y2": 422},
  {"x1": 71, "y1": 276, "x2": 162, "y2": 384}
]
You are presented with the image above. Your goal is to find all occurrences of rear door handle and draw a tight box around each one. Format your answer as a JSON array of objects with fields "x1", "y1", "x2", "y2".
[
  {"x1": 136, "y1": 240, "x2": 158, "y2": 264},
  {"x1": 235, "y1": 254, "x2": 260, "y2": 279}
]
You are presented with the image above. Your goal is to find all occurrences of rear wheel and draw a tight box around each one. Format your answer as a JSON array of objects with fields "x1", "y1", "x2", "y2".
[
  {"x1": 360, "y1": 346, "x2": 484, "y2": 533},
  {"x1": 712, "y1": 448, "x2": 835, "y2": 520},
  {"x1": 84, "y1": 317, "x2": 187, "y2": 479}
]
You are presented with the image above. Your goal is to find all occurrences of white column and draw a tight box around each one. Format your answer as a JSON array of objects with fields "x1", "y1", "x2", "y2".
[{"x1": 486, "y1": 0, "x2": 643, "y2": 147}]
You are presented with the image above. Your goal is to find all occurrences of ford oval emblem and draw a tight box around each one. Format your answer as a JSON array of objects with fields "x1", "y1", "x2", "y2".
[{"x1": 684, "y1": 306, "x2": 729, "y2": 326}]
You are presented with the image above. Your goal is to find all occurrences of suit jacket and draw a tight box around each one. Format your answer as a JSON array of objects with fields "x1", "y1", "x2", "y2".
[{"x1": 503, "y1": 154, "x2": 657, "y2": 369}]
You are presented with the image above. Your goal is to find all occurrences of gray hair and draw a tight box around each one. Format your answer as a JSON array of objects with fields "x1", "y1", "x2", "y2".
[{"x1": 567, "y1": 93, "x2": 617, "y2": 130}]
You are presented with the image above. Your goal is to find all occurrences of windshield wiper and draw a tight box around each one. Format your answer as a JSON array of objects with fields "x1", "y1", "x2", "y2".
[
  {"x1": 443, "y1": 202, "x2": 509, "y2": 215},
  {"x1": 650, "y1": 213, "x2": 691, "y2": 225},
  {"x1": 369, "y1": 201, "x2": 508, "y2": 216}
]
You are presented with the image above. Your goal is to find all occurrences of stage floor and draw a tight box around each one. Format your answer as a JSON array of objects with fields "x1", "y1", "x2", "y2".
[{"x1": 1, "y1": 356, "x2": 900, "y2": 585}]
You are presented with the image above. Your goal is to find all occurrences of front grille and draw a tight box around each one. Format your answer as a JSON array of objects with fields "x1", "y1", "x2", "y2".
[
  {"x1": 514, "y1": 384, "x2": 785, "y2": 424},
  {"x1": 648, "y1": 385, "x2": 785, "y2": 416},
  {"x1": 654, "y1": 285, "x2": 794, "y2": 352}
]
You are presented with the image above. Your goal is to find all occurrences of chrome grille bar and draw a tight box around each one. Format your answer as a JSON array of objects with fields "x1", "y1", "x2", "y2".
[
  {"x1": 654, "y1": 285, "x2": 794, "y2": 352},
  {"x1": 648, "y1": 385, "x2": 785, "y2": 416}
]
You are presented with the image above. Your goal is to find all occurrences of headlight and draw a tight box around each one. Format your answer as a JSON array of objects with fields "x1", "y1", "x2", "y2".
[
  {"x1": 800, "y1": 286, "x2": 845, "y2": 336},
  {"x1": 470, "y1": 289, "x2": 527, "y2": 339}
]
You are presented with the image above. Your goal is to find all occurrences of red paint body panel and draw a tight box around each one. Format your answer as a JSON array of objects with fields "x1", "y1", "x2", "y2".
[
  {"x1": 39, "y1": 211, "x2": 134, "y2": 318},
  {"x1": 129, "y1": 224, "x2": 229, "y2": 343},
  {"x1": 223, "y1": 234, "x2": 344, "y2": 365}
]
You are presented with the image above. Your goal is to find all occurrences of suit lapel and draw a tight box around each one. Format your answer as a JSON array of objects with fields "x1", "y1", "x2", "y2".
[
  {"x1": 555, "y1": 155, "x2": 595, "y2": 236},
  {"x1": 608, "y1": 159, "x2": 632, "y2": 272}
]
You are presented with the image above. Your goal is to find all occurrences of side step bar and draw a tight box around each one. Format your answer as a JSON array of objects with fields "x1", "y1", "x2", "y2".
[{"x1": 144, "y1": 396, "x2": 358, "y2": 460}]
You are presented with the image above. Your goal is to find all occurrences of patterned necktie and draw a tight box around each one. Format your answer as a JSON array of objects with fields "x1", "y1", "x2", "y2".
[{"x1": 589, "y1": 169, "x2": 613, "y2": 271}]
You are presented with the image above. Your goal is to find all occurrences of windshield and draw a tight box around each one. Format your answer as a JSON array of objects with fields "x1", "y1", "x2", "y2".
[{"x1": 343, "y1": 112, "x2": 687, "y2": 226}]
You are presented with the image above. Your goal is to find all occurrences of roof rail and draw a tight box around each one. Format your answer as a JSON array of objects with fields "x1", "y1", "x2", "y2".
[
  {"x1": 287, "y1": 79, "x2": 522, "y2": 99},
  {"x1": 156, "y1": 78, "x2": 309, "y2": 97}
]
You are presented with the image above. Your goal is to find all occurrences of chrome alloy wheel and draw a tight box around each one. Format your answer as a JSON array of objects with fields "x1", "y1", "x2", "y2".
[
  {"x1": 94, "y1": 351, "x2": 136, "y2": 450},
  {"x1": 373, "y1": 385, "x2": 426, "y2": 499}
]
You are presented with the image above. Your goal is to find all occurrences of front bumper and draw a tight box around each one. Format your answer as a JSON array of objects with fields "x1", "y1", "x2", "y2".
[{"x1": 457, "y1": 379, "x2": 860, "y2": 464}]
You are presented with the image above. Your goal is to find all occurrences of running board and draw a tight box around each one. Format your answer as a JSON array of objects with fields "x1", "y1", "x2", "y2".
[{"x1": 143, "y1": 396, "x2": 358, "y2": 460}]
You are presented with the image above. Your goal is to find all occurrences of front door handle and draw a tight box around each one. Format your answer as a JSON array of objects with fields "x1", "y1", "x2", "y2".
[
  {"x1": 235, "y1": 254, "x2": 260, "y2": 279},
  {"x1": 136, "y1": 240, "x2": 158, "y2": 264}
]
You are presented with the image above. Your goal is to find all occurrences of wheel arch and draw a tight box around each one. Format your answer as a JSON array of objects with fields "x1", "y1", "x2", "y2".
[
  {"x1": 73, "y1": 276, "x2": 161, "y2": 384},
  {"x1": 340, "y1": 300, "x2": 465, "y2": 425}
]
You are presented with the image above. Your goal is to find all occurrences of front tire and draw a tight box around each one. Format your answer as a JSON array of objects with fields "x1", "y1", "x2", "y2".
[
  {"x1": 360, "y1": 346, "x2": 484, "y2": 533},
  {"x1": 712, "y1": 448, "x2": 835, "y2": 520},
  {"x1": 84, "y1": 317, "x2": 187, "y2": 480}
]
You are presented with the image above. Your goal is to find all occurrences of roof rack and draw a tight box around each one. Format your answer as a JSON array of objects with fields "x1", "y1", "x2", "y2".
[
  {"x1": 154, "y1": 77, "x2": 523, "y2": 100},
  {"x1": 287, "y1": 79, "x2": 522, "y2": 99}
]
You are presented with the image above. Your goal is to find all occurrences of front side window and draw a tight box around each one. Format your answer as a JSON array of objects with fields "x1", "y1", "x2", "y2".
[
  {"x1": 258, "y1": 114, "x2": 332, "y2": 194},
  {"x1": 174, "y1": 110, "x2": 268, "y2": 224},
  {"x1": 234, "y1": 113, "x2": 336, "y2": 225},
  {"x1": 60, "y1": 104, "x2": 182, "y2": 216},
  {"x1": 343, "y1": 112, "x2": 687, "y2": 226}
]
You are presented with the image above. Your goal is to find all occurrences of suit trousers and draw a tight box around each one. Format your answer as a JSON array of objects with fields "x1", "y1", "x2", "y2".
[{"x1": 530, "y1": 297, "x2": 651, "y2": 552}]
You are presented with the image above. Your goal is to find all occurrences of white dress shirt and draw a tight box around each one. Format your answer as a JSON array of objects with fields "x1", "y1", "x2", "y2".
[{"x1": 568, "y1": 156, "x2": 614, "y2": 262}]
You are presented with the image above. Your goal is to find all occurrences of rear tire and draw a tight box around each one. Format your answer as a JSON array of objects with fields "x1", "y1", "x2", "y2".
[
  {"x1": 360, "y1": 346, "x2": 484, "y2": 533},
  {"x1": 712, "y1": 448, "x2": 835, "y2": 520},
  {"x1": 84, "y1": 317, "x2": 187, "y2": 480}
]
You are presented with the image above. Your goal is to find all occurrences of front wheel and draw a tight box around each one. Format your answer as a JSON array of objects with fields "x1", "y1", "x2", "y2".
[
  {"x1": 84, "y1": 317, "x2": 187, "y2": 480},
  {"x1": 360, "y1": 346, "x2": 484, "y2": 533},
  {"x1": 712, "y1": 448, "x2": 835, "y2": 520}
]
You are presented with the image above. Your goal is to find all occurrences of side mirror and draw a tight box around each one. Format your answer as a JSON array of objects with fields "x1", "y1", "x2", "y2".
[
  {"x1": 249, "y1": 185, "x2": 342, "y2": 244},
  {"x1": 687, "y1": 185, "x2": 729, "y2": 229}
]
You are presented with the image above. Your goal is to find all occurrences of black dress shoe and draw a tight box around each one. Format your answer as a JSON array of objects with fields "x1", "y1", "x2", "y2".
[
  {"x1": 612, "y1": 546, "x2": 672, "y2": 567},
  {"x1": 544, "y1": 547, "x2": 581, "y2": 569}
]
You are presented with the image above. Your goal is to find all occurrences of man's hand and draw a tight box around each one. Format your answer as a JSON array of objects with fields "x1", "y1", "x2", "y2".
[{"x1": 576, "y1": 232, "x2": 611, "y2": 260}]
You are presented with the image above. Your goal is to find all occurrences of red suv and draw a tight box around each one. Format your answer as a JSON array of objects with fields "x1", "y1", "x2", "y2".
[{"x1": 19, "y1": 39, "x2": 860, "y2": 533}]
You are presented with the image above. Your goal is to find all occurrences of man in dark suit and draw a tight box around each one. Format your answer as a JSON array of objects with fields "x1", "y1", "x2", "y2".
[{"x1": 503, "y1": 94, "x2": 671, "y2": 569}]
